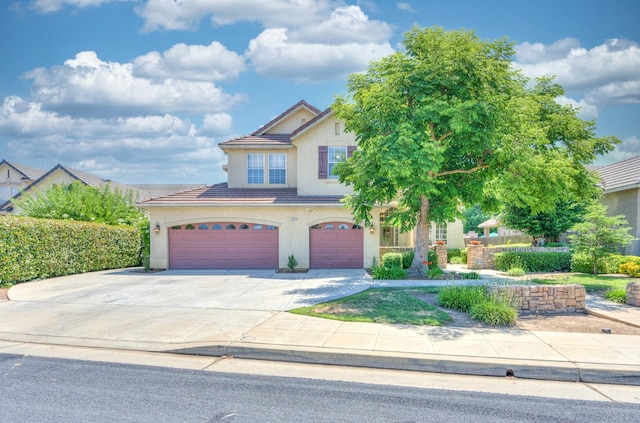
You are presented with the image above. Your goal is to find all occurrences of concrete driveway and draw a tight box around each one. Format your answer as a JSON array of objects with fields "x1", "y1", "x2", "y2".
[{"x1": 0, "y1": 268, "x2": 373, "y2": 351}]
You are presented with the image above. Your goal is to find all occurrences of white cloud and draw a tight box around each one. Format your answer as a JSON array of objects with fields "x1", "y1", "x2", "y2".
[
  {"x1": 199, "y1": 113, "x2": 233, "y2": 136},
  {"x1": 595, "y1": 136, "x2": 640, "y2": 165},
  {"x1": 135, "y1": 0, "x2": 333, "y2": 32},
  {"x1": 30, "y1": 0, "x2": 125, "y2": 13},
  {"x1": 24, "y1": 51, "x2": 245, "y2": 117},
  {"x1": 0, "y1": 96, "x2": 228, "y2": 183},
  {"x1": 397, "y1": 2, "x2": 415, "y2": 12},
  {"x1": 132, "y1": 42, "x2": 246, "y2": 81},
  {"x1": 514, "y1": 38, "x2": 640, "y2": 107},
  {"x1": 555, "y1": 95, "x2": 600, "y2": 120},
  {"x1": 246, "y1": 28, "x2": 393, "y2": 82}
]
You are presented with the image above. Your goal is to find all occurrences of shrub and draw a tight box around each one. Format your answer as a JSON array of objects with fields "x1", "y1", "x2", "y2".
[
  {"x1": 506, "y1": 267, "x2": 526, "y2": 277},
  {"x1": 425, "y1": 266, "x2": 445, "y2": 279},
  {"x1": 0, "y1": 216, "x2": 141, "y2": 285},
  {"x1": 372, "y1": 265, "x2": 407, "y2": 280},
  {"x1": 450, "y1": 256, "x2": 464, "y2": 264},
  {"x1": 618, "y1": 256, "x2": 640, "y2": 277},
  {"x1": 381, "y1": 253, "x2": 403, "y2": 269},
  {"x1": 605, "y1": 288, "x2": 627, "y2": 304},
  {"x1": 447, "y1": 248, "x2": 462, "y2": 262},
  {"x1": 469, "y1": 300, "x2": 517, "y2": 325},
  {"x1": 438, "y1": 285, "x2": 488, "y2": 312},
  {"x1": 571, "y1": 252, "x2": 624, "y2": 274},
  {"x1": 401, "y1": 250, "x2": 414, "y2": 269},
  {"x1": 494, "y1": 252, "x2": 571, "y2": 272},
  {"x1": 460, "y1": 272, "x2": 481, "y2": 280},
  {"x1": 460, "y1": 248, "x2": 468, "y2": 264},
  {"x1": 287, "y1": 254, "x2": 298, "y2": 271}
]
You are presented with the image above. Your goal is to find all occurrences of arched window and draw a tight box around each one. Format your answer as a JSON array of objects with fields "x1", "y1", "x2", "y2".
[
  {"x1": 226, "y1": 224, "x2": 236, "y2": 230},
  {"x1": 212, "y1": 224, "x2": 222, "y2": 230}
]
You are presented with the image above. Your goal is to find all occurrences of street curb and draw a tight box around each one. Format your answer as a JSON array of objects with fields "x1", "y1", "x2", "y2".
[
  {"x1": 586, "y1": 309, "x2": 640, "y2": 329},
  {"x1": 169, "y1": 342, "x2": 640, "y2": 386}
]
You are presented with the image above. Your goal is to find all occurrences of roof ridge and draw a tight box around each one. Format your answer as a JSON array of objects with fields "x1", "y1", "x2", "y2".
[{"x1": 251, "y1": 100, "x2": 321, "y2": 135}]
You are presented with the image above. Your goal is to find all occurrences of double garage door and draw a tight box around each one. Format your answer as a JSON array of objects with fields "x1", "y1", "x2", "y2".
[
  {"x1": 169, "y1": 221, "x2": 363, "y2": 269},
  {"x1": 169, "y1": 222, "x2": 279, "y2": 269}
]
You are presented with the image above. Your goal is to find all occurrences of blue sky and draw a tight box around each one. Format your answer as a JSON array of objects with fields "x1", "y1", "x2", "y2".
[{"x1": 1, "y1": 0, "x2": 638, "y2": 184}]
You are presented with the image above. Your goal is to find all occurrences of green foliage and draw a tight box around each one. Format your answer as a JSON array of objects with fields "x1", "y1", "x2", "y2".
[
  {"x1": 450, "y1": 256, "x2": 464, "y2": 264},
  {"x1": 568, "y1": 202, "x2": 634, "y2": 274},
  {"x1": 605, "y1": 288, "x2": 627, "y2": 304},
  {"x1": 460, "y1": 248, "x2": 468, "y2": 263},
  {"x1": 0, "y1": 216, "x2": 141, "y2": 285},
  {"x1": 401, "y1": 250, "x2": 414, "y2": 269},
  {"x1": 437, "y1": 285, "x2": 488, "y2": 312},
  {"x1": 506, "y1": 267, "x2": 526, "y2": 277},
  {"x1": 618, "y1": 256, "x2": 640, "y2": 277},
  {"x1": 447, "y1": 248, "x2": 462, "y2": 262},
  {"x1": 462, "y1": 205, "x2": 489, "y2": 234},
  {"x1": 500, "y1": 199, "x2": 587, "y2": 245},
  {"x1": 381, "y1": 253, "x2": 403, "y2": 269},
  {"x1": 333, "y1": 26, "x2": 617, "y2": 273},
  {"x1": 287, "y1": 254, "x2": 298, "y2": 271},
  {"x1": 371, "y1": 265, "x2": 407, "y2": 280},
  {"x1": 469, "y1": 300, "x2": 517, "y2": 325},
  {"x1": 533, "y1": 273, "x2": 631, "y2": 293},
  {"x1": 425, "y1": 265, "x2": 445, "y2": 279},
  {"x1": 16, "y1": 181, "x2": 146, "y2": 226},
  {"x1": 460, "y1": 272, "x2": 481, "y2": 280},
  {"x1": 494, "y1": 252, "x2": 572, "y2": 272}
]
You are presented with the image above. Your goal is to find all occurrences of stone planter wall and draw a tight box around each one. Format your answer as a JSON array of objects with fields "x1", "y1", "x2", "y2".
[
  {"x1": 627, "y1": 282, "x2": 640, "y2": 307},
  {"x1": 435, "y1": 244, "x2": 447, "y2": 269},
  {"x1": 487, "y1": 284, "x2": 586, "y2": 313},
  {"x1": 467, "y1": 246, "x2": 570, "y2": 270}
]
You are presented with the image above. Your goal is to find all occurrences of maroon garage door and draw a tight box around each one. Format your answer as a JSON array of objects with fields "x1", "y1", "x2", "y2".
[
  {"x1": 309, "y1": 222, "x2": 363, "y2": 269},
  {"x1": 169, "y1": 222, "x2": 279, "y2": 269}
]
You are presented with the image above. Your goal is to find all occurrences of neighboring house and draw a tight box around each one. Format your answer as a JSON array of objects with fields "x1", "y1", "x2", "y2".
[
  {"x1": 0, "y1": 160, "x2": 45, "y2": 209},
  {"x1": 0, "y1": 163, "x2": 204, "y2": 214},
  {"x1": 477, "y1": 217, "x2": 524, "y2": 237},
  {"x1": 139, "y1": 100, "x2": 463, "y2": 270},
  {"x1": 594, "y1": 156, "x2": 640, "y2": 255}
]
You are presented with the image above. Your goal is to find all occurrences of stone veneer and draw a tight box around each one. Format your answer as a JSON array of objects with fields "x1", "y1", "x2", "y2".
[
  {"x1": 627, "y1": 282, "x2": 640, "y2": 307},
  {"x1": 435, "y1": 244, "x2": 447, "y2": 269},
  {"x1": 488, "y1": 284, "x2": 586, "y2": 313}
]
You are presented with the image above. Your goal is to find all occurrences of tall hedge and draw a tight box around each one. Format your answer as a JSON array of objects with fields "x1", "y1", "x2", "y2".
[
  {"x1": 0, "y1": 216, "x2": 141, "y2": 285},
  {"x1": 494, "y1": 252, "x2": 571, "y2": 272}
]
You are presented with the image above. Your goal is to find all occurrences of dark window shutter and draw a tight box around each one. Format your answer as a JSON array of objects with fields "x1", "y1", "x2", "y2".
[
  {"x1": 347, "y1": 146, "x2": 356, "y2": 158},
  {"x1": 318, "y1": 146, "x2": 328, "y2": 179}
]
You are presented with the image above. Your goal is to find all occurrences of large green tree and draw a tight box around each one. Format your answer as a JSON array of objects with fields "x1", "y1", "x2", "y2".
[
  {"x1": 568, "y1": 202, "x2": 634, "y2": 274},
  {"x1": 16, "y1": 181, "x2": 146, "y2": 226},
  {"x1": 333, "y1": 26, "x2": 617, "y2": 275},
  {"x1": 500, "y1": 199, "x2": 588, "y2": 246}
]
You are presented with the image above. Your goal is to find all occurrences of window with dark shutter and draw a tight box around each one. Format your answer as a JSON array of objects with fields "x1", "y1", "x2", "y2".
[{"x1": 318, "y1": 146, "x2": 328, "y2": 179}]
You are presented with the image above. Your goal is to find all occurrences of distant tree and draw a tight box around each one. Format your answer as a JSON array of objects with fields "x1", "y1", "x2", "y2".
[
  {"x1": 501, "y1": 199, "x2": 587, "y2": 246},
  {"x1": 568, "y1": 202, "x2": 634, "y2": 274},
  {"x1": 332, "y1": 26, "x2": 618, "y2": 275},
  {"x1": 16, "y1": 181, "x2": 146, "y2": 226},
  {"x1": 462, "y1": 205, "x2": 489, "y2": 234}
]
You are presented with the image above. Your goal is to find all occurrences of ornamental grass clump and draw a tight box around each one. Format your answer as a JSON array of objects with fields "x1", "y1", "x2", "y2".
[
  {"x1": 469, "y1": 300, "x2": 517, "y2": 325},
  {"x1": 437, "y1": 285, "x2": 488, "y2": 312}
]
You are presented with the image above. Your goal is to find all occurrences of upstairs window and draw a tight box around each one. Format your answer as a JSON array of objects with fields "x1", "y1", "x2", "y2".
[
  {"x1": 318, "y1": 146, "x2": 356, "y2": 179},
  {"x1": 268, "y1": 153, "x2": 286, "y2": 184},
  {"x1": 247, "y1": 154, "x2": 264, "y2": 184}
]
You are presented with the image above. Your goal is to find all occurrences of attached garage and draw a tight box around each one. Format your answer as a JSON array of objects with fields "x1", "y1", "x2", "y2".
[
  {"x1": 169, "y1": 222, "x2": 279, "y2": 269},
  {"x1": 309, "y1": 222, "x2": 363, "y2": 268}
]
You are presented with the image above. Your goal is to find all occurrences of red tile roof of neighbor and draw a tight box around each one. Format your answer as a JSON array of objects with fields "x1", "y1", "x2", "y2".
[
  {"x1": 138, "y1": 183, "x2": 345, "y2": 206},
  {"x1": 595, "y1": 155, "x2": 640, "y2": 191}
]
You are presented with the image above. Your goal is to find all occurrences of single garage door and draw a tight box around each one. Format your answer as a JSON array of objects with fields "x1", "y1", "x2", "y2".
[
  {"x1": 309, "y1": 222, "x2": 363, "y2": 268},
  {"x1": 169, "y1": 222, "x2": 279, "y2": 269}
]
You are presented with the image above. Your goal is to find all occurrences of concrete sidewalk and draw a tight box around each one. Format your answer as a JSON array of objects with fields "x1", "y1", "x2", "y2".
[{"x1": 1, "y1": 268, "x2": 639, "y2": 386}]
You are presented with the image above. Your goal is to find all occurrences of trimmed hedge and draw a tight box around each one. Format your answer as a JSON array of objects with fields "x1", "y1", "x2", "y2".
[
  {"x1": 0, "y1": 216, "x2": 141, "y2": 285},
  {"x1": 381, "y1": 252, "x2": 403, "y2": 269},
  {"x1": 494, "y1": 252, "x2": 571, "y2": 272}
]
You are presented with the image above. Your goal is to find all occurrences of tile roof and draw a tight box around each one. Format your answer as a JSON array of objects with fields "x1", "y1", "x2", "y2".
[
  {"x1": 219, "y1": 133, "x2": 292, "y2": 147},
  {"x1": 595, "y1": 156, "x2": 640, "y2": 191},
  {"x1": 129, "y1": 184, "x2": 207, "y2": 200},
  {"x1": 0, "y1": 160, "x2": 46, "y2": 180},
  {"x1": 139, "y1": 183, "x2": 345, "y2": 206}
]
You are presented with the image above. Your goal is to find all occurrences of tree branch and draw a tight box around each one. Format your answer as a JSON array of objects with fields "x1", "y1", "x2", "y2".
[
  {"x1": 436, "y1": 164, "x2": 489, "y2": 177},
  {"x1": 429, "y1": 122, "x2": 453, "y2": 143}
]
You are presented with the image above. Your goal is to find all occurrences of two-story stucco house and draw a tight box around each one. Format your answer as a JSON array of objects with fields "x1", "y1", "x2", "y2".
[
  {"x1": 140, "y1": 100, "x2": 463, "y2": 270},
  {"x1": 0, "y1": 160, "x2": 46, "y2": 211}
]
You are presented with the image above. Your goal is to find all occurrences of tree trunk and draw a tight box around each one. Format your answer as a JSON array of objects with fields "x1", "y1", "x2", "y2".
[{"x1": 408, "y1": 195, "x2": 430, "y2": 277}]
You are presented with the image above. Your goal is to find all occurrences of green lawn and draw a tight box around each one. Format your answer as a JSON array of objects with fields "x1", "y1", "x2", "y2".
[
  {"x1": 532, "y1": 274, "x2": 637, "y2": 293},
  {"x1": 289, "y1": 286, "x2": 452, "y2": 326}
]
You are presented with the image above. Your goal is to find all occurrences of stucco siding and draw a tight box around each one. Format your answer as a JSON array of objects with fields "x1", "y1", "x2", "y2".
[
  {"x1": 602, "y1": 187, "x2": 640, "y2": 255},
  {"x1": 226, "y1": 148, "x2": 297, "y2": 189},
  {"x1": 147, "y1": 205, "x2": 382, "y2": 269},
  {"x1": 265, "y1": 108, "x2": 317, "y2": 134},
  {"x1": 294, "y1": 118, "x2": 357, "y2": 196}
]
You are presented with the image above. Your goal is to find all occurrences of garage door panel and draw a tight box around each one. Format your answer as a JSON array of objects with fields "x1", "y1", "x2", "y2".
[
  {"x1": 309, "y1": 222, "x2": 363, "y2": 269},
  {"x1": 169, "y1": 222, "x2": 278, "y2": 269}
]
